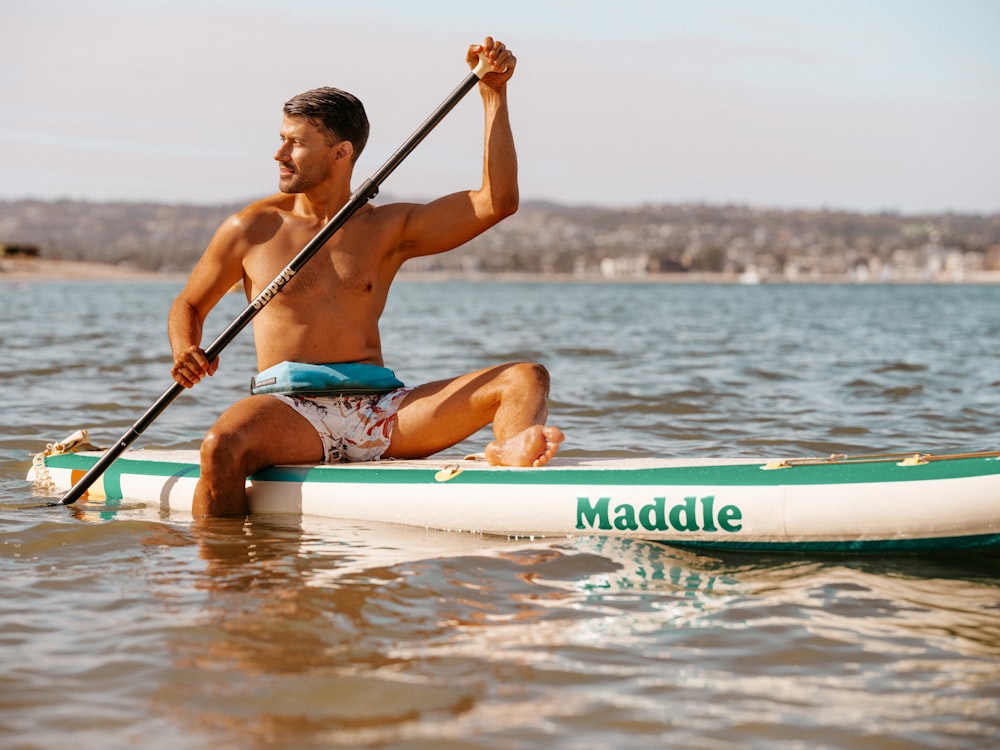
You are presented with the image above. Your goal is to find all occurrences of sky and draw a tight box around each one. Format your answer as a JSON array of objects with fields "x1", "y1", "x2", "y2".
[{"x1": 3, "y1": 0, "x2": 999, "y2": 214}]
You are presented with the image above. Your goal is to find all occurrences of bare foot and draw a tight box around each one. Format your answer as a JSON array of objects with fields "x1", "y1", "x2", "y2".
[{"x1": 485, "y1": 425, "x2": 565, "y2": 467}]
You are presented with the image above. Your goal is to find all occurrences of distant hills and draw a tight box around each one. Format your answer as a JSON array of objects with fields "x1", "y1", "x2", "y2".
[{"x1": 2, "y1": 198, "x2": 998, "y2": 281}]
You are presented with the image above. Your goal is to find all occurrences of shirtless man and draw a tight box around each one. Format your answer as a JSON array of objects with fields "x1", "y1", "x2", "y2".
[{"x1": 168, "y1": 37, "x2": 564, "y2": 517}]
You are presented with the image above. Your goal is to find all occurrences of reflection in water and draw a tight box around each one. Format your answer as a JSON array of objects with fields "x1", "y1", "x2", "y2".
[{"x1": 127, "y1": 514, "x2": 1000, "y2": 747}]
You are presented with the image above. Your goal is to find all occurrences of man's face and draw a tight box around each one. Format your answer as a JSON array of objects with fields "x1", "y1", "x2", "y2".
[{"x1": 274, "y1": 115, "x2": 340, "y2": 193}]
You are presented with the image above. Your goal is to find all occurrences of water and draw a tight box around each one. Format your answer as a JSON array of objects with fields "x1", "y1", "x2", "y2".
[{"x1": 2, "y1": 279, "x2": 999, "y2": 749}]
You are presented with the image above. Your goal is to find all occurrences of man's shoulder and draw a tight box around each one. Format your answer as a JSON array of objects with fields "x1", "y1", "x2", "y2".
[
  {"x1": 356, "y1": 200, "x2": 418, "y2": 229},
  {"x1": 223, "y1": 194, "x2": 291, "y2": 231},
  {"x1": 204, "y1": 194, "x2": 291, "y2": 250},
  {"x1": 357, "y1": 200, "x2": 408, "y2": 216},
  {"x1": 235, "y1": 193, "x2": 292, "y2": 221}
]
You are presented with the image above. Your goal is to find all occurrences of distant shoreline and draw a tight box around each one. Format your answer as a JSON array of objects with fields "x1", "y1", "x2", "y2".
[
  {"x1": 4, "y1": 257, "x2": 1000, "y2": 285},
  {"x1": 0, "y1": 258, "x2": 185, "y2": 282},
  {"x1": 0, "y1": 258, "x2": 736, "y2": 284}
]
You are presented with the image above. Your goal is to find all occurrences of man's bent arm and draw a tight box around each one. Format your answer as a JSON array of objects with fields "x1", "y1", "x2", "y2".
[
  {"x1": 394, "y1": 37, "x2": 518, "y2": 260},
  {"x1": 168, "y1": 217, "x2": 246, "y2": 387},
  {"x1": 476, "y1": 80, "x2": 519, "y2": 220},
  {"x1": 167, "y1": 296, "x2": 214, "y2": 388}
]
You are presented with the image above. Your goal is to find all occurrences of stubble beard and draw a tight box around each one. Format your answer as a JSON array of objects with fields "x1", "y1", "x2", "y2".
[{"x1": 278, "y1": 161, "x2": 330, "y2": 194}]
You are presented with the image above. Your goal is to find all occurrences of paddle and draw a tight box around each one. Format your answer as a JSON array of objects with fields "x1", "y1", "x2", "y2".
[{"x1": 54, "y1": 53, "x2": 495, "y2": 507}]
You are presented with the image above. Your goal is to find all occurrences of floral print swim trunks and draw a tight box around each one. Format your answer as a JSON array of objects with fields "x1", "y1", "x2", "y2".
[{"x1": 269, "y1": 388, "x2": 412, "y2": 463}]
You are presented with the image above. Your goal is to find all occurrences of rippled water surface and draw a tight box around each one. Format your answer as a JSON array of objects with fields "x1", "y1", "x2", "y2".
[{"x1": 2, "y1": 279, "x2": 999, "y2": 748}]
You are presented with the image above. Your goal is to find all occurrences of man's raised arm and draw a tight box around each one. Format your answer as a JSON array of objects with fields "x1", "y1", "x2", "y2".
[{"x1": 394, "y1": 36, "x2": 519, "y2": 260}]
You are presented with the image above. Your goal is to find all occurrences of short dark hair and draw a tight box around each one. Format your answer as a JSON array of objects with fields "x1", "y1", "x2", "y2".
[{"x1": 283, "y1": 87, "x2": 369, "y2": 161}]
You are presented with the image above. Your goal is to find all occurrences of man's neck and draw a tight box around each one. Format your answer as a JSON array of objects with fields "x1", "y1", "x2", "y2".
[{"x1": 293, "y1": 185, "x2": 354, "y2": 224}]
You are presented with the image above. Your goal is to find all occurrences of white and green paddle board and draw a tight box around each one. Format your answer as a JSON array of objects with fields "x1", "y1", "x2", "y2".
[{"x1": 30, "y1": 447, "x2": 1000, "y2": 553}]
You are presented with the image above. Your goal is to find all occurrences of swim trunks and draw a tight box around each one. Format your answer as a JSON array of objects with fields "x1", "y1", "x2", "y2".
[{"x1": 269, "y1": 389, "x2": 412, "y2": 464}]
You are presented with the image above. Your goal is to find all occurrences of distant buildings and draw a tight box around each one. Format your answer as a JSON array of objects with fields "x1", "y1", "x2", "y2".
[{"x1": 2, "y1": 199, "x2": 999, "y2": 282}]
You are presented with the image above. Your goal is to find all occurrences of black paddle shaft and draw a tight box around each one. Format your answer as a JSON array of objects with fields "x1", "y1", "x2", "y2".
[{"x1": 56, "y1": 64, "x2": 488, "y2": 506}]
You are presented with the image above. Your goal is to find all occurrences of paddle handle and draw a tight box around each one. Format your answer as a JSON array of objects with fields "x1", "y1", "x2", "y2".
[
  {"x1": 57, "y1": 55, "x2": 492, "y2": 506},
  {"x1": 472, "y1": 52, "x2": 492, "y2": 78}
]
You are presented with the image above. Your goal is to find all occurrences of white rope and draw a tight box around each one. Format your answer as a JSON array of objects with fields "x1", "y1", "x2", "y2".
[{"x1": 31, "y1": 429, "x2": 104, "y2": 490}]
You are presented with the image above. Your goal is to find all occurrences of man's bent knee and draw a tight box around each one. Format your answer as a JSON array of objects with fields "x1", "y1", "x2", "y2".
[
  {"x1": 506, "y1": 362, "x2": 550, "y2": 394},
  {"x1": 200, "y1": 425, "x2": 251, "y2": 476}
]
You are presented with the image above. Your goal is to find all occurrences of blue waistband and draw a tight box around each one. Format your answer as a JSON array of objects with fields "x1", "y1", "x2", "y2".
[{"x1": 250, "y1": 361, "x2": 405, "y2": 396}]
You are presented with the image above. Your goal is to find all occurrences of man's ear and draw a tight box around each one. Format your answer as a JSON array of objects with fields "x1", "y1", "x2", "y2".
[{"x1": 335, "y1": 141, "x2": 354, "y2": 162}]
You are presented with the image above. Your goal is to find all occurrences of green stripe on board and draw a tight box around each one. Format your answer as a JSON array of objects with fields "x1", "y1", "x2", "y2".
[
  {"x1": 664, "y1": 532, "x2": 1000, "y2": 553},
  {"x1": 103, "y1": 463, "x2": 122, "y2": 499},
  {"x1": 48, "y1": 453, "x2": 200, "y2": 501},
  {"x1": 254, "y1": 456, "x2": 1000, "y2": 486},
  {"x1": 48, "y1": 453, "x2": 201, "y2": 477},
  {"x1": 46, "y1": 451, "x2": 1000, "y2": 487}
]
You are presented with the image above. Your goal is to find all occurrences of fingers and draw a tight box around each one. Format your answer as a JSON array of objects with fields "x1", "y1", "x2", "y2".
[
  {"x1": 171, "y1": 345, "x2": 218, "y2": 388},
  {"x1": 468, "y1": 36, "x2": 516, "y2": 82}
]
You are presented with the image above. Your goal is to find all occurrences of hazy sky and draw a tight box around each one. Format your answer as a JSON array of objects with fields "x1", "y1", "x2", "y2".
[{"x1": 3, "y1": 0, "x2": 998, "y2": 213}]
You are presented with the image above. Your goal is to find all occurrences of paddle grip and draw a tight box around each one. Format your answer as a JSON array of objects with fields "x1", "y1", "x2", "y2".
[{"x1": 472, "y1": 52, "x2": 492, "y2": 79}]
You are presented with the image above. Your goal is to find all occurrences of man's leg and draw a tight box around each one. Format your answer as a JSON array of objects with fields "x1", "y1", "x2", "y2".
[
  {"x1": 193, "y1": 395, "x2": 323, "y2": 517},
  {"x1": 385, "y1": 362, "x2": 564, "y2": 466}
]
